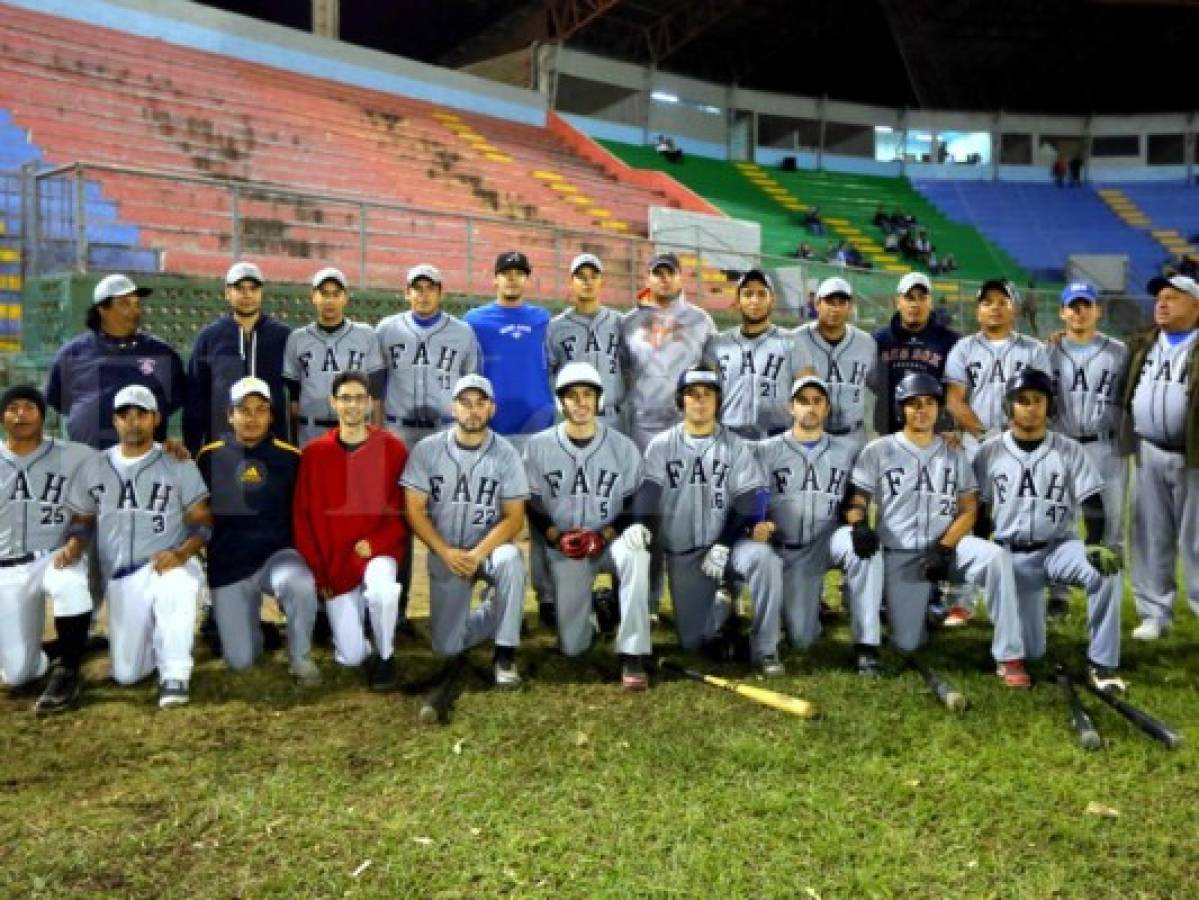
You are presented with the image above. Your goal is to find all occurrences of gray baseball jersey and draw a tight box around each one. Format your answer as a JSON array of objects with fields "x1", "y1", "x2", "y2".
[
  {"x1": 620, "y1": 298, "x2": 716, "y2": 439},
  {"x1": 283, "y1": 319, "x2": 385, "y2": 421},
  {"x1": 66, "y1": 446, "x2": 209, "y2": 578},
  {"x1": 523, "y1": 424, "x2": 642, "y2": 531},
  {"x1": 758, "y1": 433, "x2": 857, "y2": 546},
  {"x1": 0, "y1": 438, "x2": 92, "y2": 557},
  {"x1": 643, "y1": 424, "x2": 764, "y2": 554},
  {"x1": 1047, "y1": 335, "x2": 1128, "y2": 438},
  {"x1": 375, "y1": 312, "x2": 480, "y2": 427},
  {"x1": 974, "y1": 432, "x2": 1101, "y2": 544},
  {"x1": 546, "y1": 307, "x2": 628, "y2": 414},
  {"x1": 704, "y1": 325, "x2": 801, "y2": 438},
  {"x1": 401, "y1": 429, "x2": 529, "y2": 549},
  {"x1": 1130, "y1": 330, "x2": 1197, "y2": 448},
  {"x1": 852, "y1": 433, "x2": 977, "y2": 551},
  {"x1": 792, "y1": 324, "x2": 877, "y2": 434},
  {"x1": 945, "y1": 333, "x2": 1050, "y2": 431}
]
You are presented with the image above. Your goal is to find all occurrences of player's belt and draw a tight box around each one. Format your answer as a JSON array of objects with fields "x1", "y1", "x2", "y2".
[
  {"x1": 996, "y1": 539, "x2": 1049, "y2": 553},
  {"x1": 0, "y1": 552, "x2": 35, "y2": 568},
  {"x1": 1074, "y1": 431, "x2": 1114, "y2": 444},
  {"x1": 826, "y1": 423, "x2": 863, "y2": 436},
  {"x1": 111, "y1": 560, "x2": 150, "y2": 580},
  {"x1": 298, "y1": 416, "x2": 338, "y2": 427}
]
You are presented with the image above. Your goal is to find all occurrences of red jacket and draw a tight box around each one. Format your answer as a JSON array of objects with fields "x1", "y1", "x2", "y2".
[{"x1": 293, "y1": 426, "x2": 409, "y2": 596}]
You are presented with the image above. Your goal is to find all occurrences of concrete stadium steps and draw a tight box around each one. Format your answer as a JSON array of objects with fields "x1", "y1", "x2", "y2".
[
  {"x1": 1098, "y1": 184, "x2": 1199, "y2": 263},
  {"x1": 915, "y1": 180, "x2": 1165, "y2": 288},
  {"x1": 0, "y1": 4, "x2": 685, "y2": 293}
]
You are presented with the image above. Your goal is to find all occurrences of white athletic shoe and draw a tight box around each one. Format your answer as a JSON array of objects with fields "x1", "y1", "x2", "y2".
[
  {"x1": 157, "y1": 679, "x2": 190, "y2": 709},
  {"x1": 1131, "y1": 619, "x2": 1166, "y2": 641}
]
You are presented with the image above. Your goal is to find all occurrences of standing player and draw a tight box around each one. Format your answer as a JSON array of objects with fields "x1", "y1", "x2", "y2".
[
  {"x1": 703, "y1": 269, "x2": 801, "y2": 440},
  {"x1": 846, "y1": 373, "x2": 1025, "y2": 682},
  {"x1": 292, "y1": 371, "x2": 408, "y2": 690},
  {"x1": 621, "y1": 252, "x2": 717, "y2": 451},
  {"x1": 523, "y1": 363, "x2": 652, "y2": 690},
  {"x1": 1044, "y1": 281, "x2": 1128, "y2": 618},
  {"x1": 975, "y1": 370, "x2": 1124, "y2": 688},
  {"x1": 58, "y1": 385, "x2": 212, "y2": 708},
  {"x1": 402, "y1": 375, "x2": 528, "y2": 689},
  {"x1": 942, "y1": 278, "x2": 1049, "y2": 626},
  {"x1": 793, "y1": 277, "x2": 877, "y2": 453},
  {"x1": 1120, "y1": 274, "x2": 1199, "y2": 640},
  {"x1": 0, "y1": 386, "x2": 92, "y2": 713},
  {"x1": 464, "y1": 251, "x2": 554, "y2": 449},
  {"x1": 637, "y1": 366, "x2": 785, "y2": 675},
  {"x1": 376, "y1": 263, "x2": 480, "y2": 626},
  {"x1": 184, "y1": 261, "x2": 292, "y2": 454},
  {"x1": 757, "y1": 376, "x2": 883, "y2": 673},
  {"x1": 873, "y1": 271, "x2": 960, "y2": 434},
  {"x1": 195, "y1": 377, "x2": 319, "y2": 684},
  {"x1": 45, "y1": 274, "x2": 186, "y2": 450},
  {"x1": 546, "y1": 254, "x2": 628, "y2": 433},
  {"x1": 283, "y1": 268, "x2": 385, "y2": 447}
]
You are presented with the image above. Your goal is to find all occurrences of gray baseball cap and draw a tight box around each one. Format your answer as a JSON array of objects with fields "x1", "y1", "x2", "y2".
[
  {"x1": 93, "y1": 274, "x2": 152, "y2": 305},
  {"x1": 452, "y1": 374, "x2": 494, "y2": 401},
  {"x1": 791, "y1": 374, "x2": 829, "y2": 399},
  {"x1": 312, "y1": 267, "x2": 348, "y2": 289},
  {"x1": 817, "y1": 277, "x2": 853, "y2": 300},
  {"x1": 1147, "y1": 274, "x2": 1199, "y2": 300},
  {"x1": 230, "y1": 376, "x2": 271, "y2": 405},
  {"x1": 225, "y1": 261, "x2": 264, "y2": 286},
  {"x1": 570, "y1": 253, "x2": 603, "y2": 275},
  {"x1": 897, "y1": 272, "x2": 932, "y2": 296},
  {"x1": 112, "y1": 384, "x2": 158, "y2": 412},
  {"x1": 407, "y1": 263, "x2": 442, "y2": 286}
]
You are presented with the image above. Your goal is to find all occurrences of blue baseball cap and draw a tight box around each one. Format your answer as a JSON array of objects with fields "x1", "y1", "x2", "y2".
[{"x1": 1061, "y1": 281, "x2": 1098, "y2": 305}]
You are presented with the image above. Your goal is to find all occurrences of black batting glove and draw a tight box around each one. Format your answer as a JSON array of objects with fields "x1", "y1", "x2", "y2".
[{"x1": 850, "y1": 521, "x2": 880, "y2": 558}]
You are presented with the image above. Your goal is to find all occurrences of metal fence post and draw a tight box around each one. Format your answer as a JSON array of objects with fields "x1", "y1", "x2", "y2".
[
  {"x1": 21, "y1": 163, "x2": 39, "y2": 278},
  {"x1": 73, "y1": 166, "x2": 87, "y2": 273},
  {"x1": 465, "y1": 217, "x2": 474, "y2": 295},
  {"x1": 230, "y1": 184, "x2": 241, "y2": 260},
  {"x1": 552, "y1": 228, "x2": 561, "y2": 298},
  {"x1": 359, "y1": 203, "x2": 368, "y2": 289}
]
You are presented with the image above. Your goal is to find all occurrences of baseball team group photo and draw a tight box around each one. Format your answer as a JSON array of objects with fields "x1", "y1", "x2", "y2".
[{"x1": 3, "y1": 1, "x2": 1198, "y2": 896}]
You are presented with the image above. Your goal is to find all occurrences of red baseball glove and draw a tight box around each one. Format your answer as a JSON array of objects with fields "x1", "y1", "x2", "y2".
[{"x1": 558, "y1": 529, "x2": 606, "y2": 560}]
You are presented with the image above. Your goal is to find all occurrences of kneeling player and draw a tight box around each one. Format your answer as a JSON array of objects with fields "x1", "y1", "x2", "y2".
[
  {"x1": 758, "y1": 376, "x2": 884, "y2": 674},
  {"x1": 59, "y1": 386, "x2": 212, "y2": 708},
  {"x1": 975, "y1": 370, "x2": 1124, "y2": 690},
  {"x1": 524, "y1": 363, "x2": 652, "y2": 690},
  {"x1": 845, "y1": 373, "x2": 1026, "y2": 685},
  {"x1": 0, "y1": 386, "x2": 92, "y2": 713},
  {"x1": 403, "y1": 375, "x2": 528, "y2": 689},
  {"x1": 638, "y1": 366, "x2": 784, "y2": 676}
]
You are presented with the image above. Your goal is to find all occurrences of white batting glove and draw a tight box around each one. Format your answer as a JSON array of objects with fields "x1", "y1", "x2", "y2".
[
  {"x1": 701, "y1": 543, "x2": 731, "y2": 580},
  {"x1": 620, "y1": 524, "x2": 652, "y2": 552}
]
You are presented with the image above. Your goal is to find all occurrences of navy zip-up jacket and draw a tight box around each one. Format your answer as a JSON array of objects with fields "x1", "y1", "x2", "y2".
[
  {"x1": 184, "y1": 313, "x2": 292, "y2": 454},
  {"x1": 872, "y1": 312, "x2": 961, "y2": 433}
]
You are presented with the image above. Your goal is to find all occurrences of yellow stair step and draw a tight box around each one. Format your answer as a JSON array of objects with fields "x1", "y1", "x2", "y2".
[
  {"x1": 565, "y1": 195, "x2": 592, "y2": 205},
  {"x1": 0, "y1": 249, "x2": 19, "y2": 264},
  {"x1": 600, "y1": 220, "x2": 629, "y2": 232},
  {"x1": 549, "y1": 183, "x2": 579, "y2": 193},
  {"x1": 432, "y1": 111, "x2": 461, "y2": 121},
  {"x1": 882, "y1": 264, "x2": 909, "y2": 272},
  {"x1": 531, "y1": 170, "x2": 562, "y2": 181},
  {"x1": 586, "y1": 208, "x2": 611, "y2": 218}
]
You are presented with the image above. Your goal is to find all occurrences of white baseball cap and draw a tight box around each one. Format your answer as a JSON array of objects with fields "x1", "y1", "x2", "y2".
[
  {"x1": 406, "y1": 264, "x2": 442, "y2": 286},
  {"x1": 112, "y1": 384, "x2": 157, "y2": 412},
  {"x1": 816, "y1": 276, "x2": 853, "y2": 300},
  {"x1": 897, "y1": 272, "x2": 932, "y2": 296},
  {"x1": 93, "y1": 274, "x2": 152, "y2": 305},
  {"x1": 570, "y1": 253, "x2": 603, "y2": 275},
  {"x1": 452, "y1": 374, "x2": 494, "y2": 401},
  {"x1": 311, "y1": 267, "x2": 348, "y2": 289},
  {"x1": 225, "y1": 261, "x2": 264, "y2": 286},
  {"x1": 1147, "y1": 274, "x2": 1199, "y2": 300},
  {"x1": 230, "y1": 376, "x2": 271, "y2": 405},
  {"x1": 790, "y1": 374, "x2": 829, "y2": 399}
]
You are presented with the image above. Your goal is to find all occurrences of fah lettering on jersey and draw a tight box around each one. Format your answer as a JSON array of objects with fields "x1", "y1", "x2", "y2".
[
  {"x1": 828, "y1": 359, "x2": 869, "y2": 386},
  {"x1": 1065, "y1": 366, "x2": 1119, "y2": 398},
  {"x1": 429, "y1": 473, "x2": 499, "y2": 508},
  {"x1": 298, "y1": 347, "x2": 367, "y2": 378},
  {"x1": 559, "y1": 331, "x2": 620, "y2": 367},
  {"x1": 966, "y1": 357, "x2": 1032, "y2": 390},
  {"x1": 770, "y1": 463, "x2": 848, "y2": 498},
  {"x1": 89, "y1": 479, "x2": 175, "y2": 512},
  {"x1": 992, "y1": 470, "x2": 1068, "y2": 506},
  {"x1": 7, "y1": 470, "x2": 67, "y2": 504},
  {"x1": 544, "y1": 467, "x2": 620, "y2": 500},
  {"x1": 387, "y1": 341, "x2": 462, "y2": 373},
  {"x1": 665, "y1": 457, "x2": 730, "y2": 490},
  {"x1": 1149, "y1": 355, "x2": 1190, "y2": 384},
  {"x1": 882, "y1": 464, "x2": 958, "y2": 501},
  {"x1": 715, "y1": 349, "x2": 787, "y2": 382}
]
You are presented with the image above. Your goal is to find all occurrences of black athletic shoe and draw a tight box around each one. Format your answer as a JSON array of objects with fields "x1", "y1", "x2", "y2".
[
  {"x1": 370, "y1": 655, "x2": 398, "y2": 692},
  {"x1": 396, "y1": 617, "x2": 418, "y2": 639},
  {"x1": 34, "y1": 665, "x2": 81, "y2": 715},
  {"x1": 592, "y1": 587, "x2": 619, "y2": 638},
  {"x1": 856, "y1": 646, "x2": 883, "y2": 678},
  {"x1": 1047, "y1": 597, "x2": 1070, "y2": 621},
  {"x1": 261, "y1": 621, "x2": 284, "y2": 652},
  {"x1": 538, "y1": 601, "x2": 558, "y2": 630}
]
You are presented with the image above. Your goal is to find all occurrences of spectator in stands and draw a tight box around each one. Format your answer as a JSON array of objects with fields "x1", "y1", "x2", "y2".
[
  {"x1": 884, "y1": 230, "x2": 900, "y2": 253},
  {"x1": 655, "y1": 135, "x2": 684, "y2": 164},
  {"x1": 1052, "y1": 156, "x2": 1068, "y2": 187},
  {"x1": 941, "y1": 251, "x2": 958, "y2": 273},
  {"x1": 464, "y1": 251, "x2": 553, "y2": 452},
  {"x1": 46, "y1": 274, "x2": 185, "y2": 451},
  {"x1": 804, "y1": 205, "x2": 827, "y2": 237},
  {"x1": 831, "y1": 242, "x2": 850, "y2": 267},
  {"x1": 793, "y1": 241, "x2": 816, "y2": 260},
  {"x1": 1069, "y1": 156, "x2": 1084, "y2": 186},
  {"x1": 873, "y1": 205, "x2": 892, "y2": 232},
  {"x1": 184, "y1": 262, "x2": 292, "y2": 455},
  {"x1": 803, "y1": 290, "x2": 819, "y2": 320},
  {"x1": 927, "y1": 247, "x2": 940, "y2": 274},
  {"x1": 844, "y1": 245, "x2": 871, "y2": 270}
]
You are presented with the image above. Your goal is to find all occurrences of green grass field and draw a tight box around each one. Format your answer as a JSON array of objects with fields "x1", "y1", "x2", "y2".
[{"x1": 2, "y1": 562, "x2": 1197, "y2": 898}]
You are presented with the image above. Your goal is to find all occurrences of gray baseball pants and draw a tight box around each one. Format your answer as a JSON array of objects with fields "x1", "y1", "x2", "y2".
[
  {"x1": 211, "y1": 549, "x2": 318, "y2": 671},
  {"x1": 1130, "y1": 441, "x2": 1199, "y2": 627},
  {"x1": 427, "y1": 543, "x2": 525, "y2": 657}
]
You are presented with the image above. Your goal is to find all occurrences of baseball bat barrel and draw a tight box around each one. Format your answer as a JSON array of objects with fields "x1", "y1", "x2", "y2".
[
  {"x1": 664, "y1": 661, "x2": 819, "y2": 720},
  {"x1": 907, "y1": 655, "x2": 968, "y2": 712},
  {"x1": 1076, "y1": 676, "x2": 1184, "y2": 750},
  {"x1": 1054, "y1": 667, "x2": 1101, "y2": 750}
]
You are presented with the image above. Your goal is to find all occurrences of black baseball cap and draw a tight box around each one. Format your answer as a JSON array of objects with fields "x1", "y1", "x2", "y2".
[
  {"x1": 736, "y1": 268, "x2": 775, "y2": 293},
  {"x1": 976, "y1": 278, "x2": 1016, "y2": 301},
  {"x1": 494, "y1": 250, "x2": 531, "y2": 275},
  {"x1": 648, "y1": 252, "x2": 681, "y2": 274}
]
